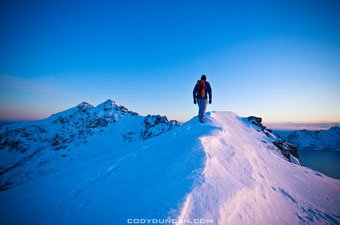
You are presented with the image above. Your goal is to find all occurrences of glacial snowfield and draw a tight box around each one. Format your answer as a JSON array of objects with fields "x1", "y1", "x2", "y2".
[{"x1": 1, "y1": 111, "x2": 339, "y2": 225}]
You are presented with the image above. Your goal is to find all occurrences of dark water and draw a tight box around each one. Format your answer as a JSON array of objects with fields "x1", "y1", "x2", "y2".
[{"x1": 299, "y1": 150, "x2": 340, "y2": 179}]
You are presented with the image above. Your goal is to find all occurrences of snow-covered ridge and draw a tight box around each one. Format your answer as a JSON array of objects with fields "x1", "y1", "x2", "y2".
[
  {"x1": 0, "y1": 99, "x2": 180, "y2": 191},
  {"x1": 1, "y1": 111, "x2": 339, "y2": 225},
  {"x1": 275, "y1": 126, "x2": 340, "y2": 151},
  {"x1": 177, "y1": 112, "x2": 339, "y2": 225}
]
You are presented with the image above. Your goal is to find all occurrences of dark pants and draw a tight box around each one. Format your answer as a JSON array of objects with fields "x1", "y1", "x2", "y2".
[{"x1": 197, "y1": 98, "x2": 207, "y2": 122}]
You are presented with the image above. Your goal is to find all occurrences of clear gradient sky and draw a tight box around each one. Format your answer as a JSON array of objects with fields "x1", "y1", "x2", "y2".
[{"x1": 0, "y1": 0, "x2": 339, "y2": 123}]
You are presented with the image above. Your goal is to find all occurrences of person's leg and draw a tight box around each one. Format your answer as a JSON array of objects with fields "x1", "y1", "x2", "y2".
[
  {"x1": 197, "y1": 99, "x2": 203, "y2": 122},
  {"x1": 197, "y1": 99, "x2": 207, "y2": 122},
  {"x1": 201, "y1": 99, "x2": 207, "y2": 121}
]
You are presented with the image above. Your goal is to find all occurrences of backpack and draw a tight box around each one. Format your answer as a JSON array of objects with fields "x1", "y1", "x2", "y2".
[{"x1": 197, "y1": 80, "x2": 206, "y2": 98}]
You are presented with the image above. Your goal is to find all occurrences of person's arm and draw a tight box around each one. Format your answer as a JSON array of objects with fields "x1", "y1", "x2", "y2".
[
  {"x1": 193, "y1": 84, "x2": 197, "y2": 104},
  {"x1": 208, "y1": 83, "x2": 212, "y2": 103}
]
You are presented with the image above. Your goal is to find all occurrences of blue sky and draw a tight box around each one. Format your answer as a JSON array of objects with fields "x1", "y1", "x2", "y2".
[{"x1": 0, "y1": 0, "x2": 339, "y2": 122}]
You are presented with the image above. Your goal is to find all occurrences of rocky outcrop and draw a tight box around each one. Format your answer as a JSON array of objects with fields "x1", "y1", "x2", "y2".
[
  {"x1": 140, "y1": 115, "x2": 180, "y2": 140},
  {"x1": 247, "y1": 116, "x2": 300, "y2": 164}
]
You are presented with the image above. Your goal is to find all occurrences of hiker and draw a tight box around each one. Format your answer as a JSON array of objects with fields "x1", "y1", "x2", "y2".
[{"x1": 193, "y1": 74, "x2": 212, "y2": 122}]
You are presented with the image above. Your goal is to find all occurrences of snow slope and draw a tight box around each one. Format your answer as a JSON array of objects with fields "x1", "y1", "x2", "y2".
[
  {"x1": 1, "y1": 112, "x2": 339, "y2": 225},
  {"x1": 275, "y1": 127, "x2": 340, "y2": 151},
  {"x1": 0, "y1": 99, "x2": 180, "y2": 191},
  {"x1": 177, "y1": 113, "x2": 339, "y2": 225}
]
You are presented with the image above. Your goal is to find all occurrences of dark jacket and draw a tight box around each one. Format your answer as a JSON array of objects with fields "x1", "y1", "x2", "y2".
[{"x1": 193, "y1": 81, "x2": 212, "y2": 100}]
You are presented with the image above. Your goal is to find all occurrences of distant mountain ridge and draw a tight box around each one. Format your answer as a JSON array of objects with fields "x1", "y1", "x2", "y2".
[
  {"x1": 0, "y1": 99, "x2": 180, "y2": 191},
  {"x1": 275, "y1": 126, "x2": 340, "y2": 151}
]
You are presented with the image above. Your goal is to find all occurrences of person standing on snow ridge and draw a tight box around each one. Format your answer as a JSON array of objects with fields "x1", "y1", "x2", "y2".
[{"x1": 193, "y1": 74, "x2": 212, "y2": 122}]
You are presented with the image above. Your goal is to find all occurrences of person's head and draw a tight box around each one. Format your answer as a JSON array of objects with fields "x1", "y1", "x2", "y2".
[{"x1": 201, "y1": 74, "x2": 206, "y2": 81}]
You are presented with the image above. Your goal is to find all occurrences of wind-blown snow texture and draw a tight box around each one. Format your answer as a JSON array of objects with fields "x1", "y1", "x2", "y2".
[
  {"x1": 0, "y1": 109, "x2": 339, "y2": 225},
  {"x1": 177, "y1": 112, "x2": 339, "y2": 225},
  {"x1": 275, "y1": 127, "x2": 340, "y2": 151}
]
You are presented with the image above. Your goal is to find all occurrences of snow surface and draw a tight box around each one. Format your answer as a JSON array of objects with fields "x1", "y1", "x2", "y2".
[
  {"x1": 1, "y1": 111, "x2": 339, "y2": 225},
  {"x1": 177, "y1": 112, "x2": 340, "y2": 225}
]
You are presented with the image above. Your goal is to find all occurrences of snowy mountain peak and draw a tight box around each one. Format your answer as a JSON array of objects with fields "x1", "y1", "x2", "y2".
[
  {"x1": 49, "y1": 101, "x2": 94, "y2": 123},
  {"x1": 77, "y1": 101, "x2": 94, "y2": 111},
  {"x1": 0, "y1": 100, "x2": 179, "y2": 191},
  {"x1": 102, "y1": 99, "x2": 119, "y2": 110},
  {"x1": 48, "y1": 99, "x2": 139, "y2": 126},
  {"x1": 96, "y1": 99, "x2": 119, "y2": 110},
  {"x1": 94, "y1": 99, "x2": 137, "y2": 116}
]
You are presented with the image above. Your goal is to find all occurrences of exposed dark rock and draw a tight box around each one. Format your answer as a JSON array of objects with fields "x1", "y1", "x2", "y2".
[
  {"x1": 140, "y1": 115, "x2": 180, "y2": 140},
  {"x1": 273, "y1": 141, "x2": 299, "y2": 162},
  {"x1": 248, "y1": 115, "x2": 300, "y2": 164},
  {"x1": 248, "y1": 116, "x2": 262, "y2": 124},
  {"x1": 248, "y1": 116, "x2": 266, "y2": 131}
]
